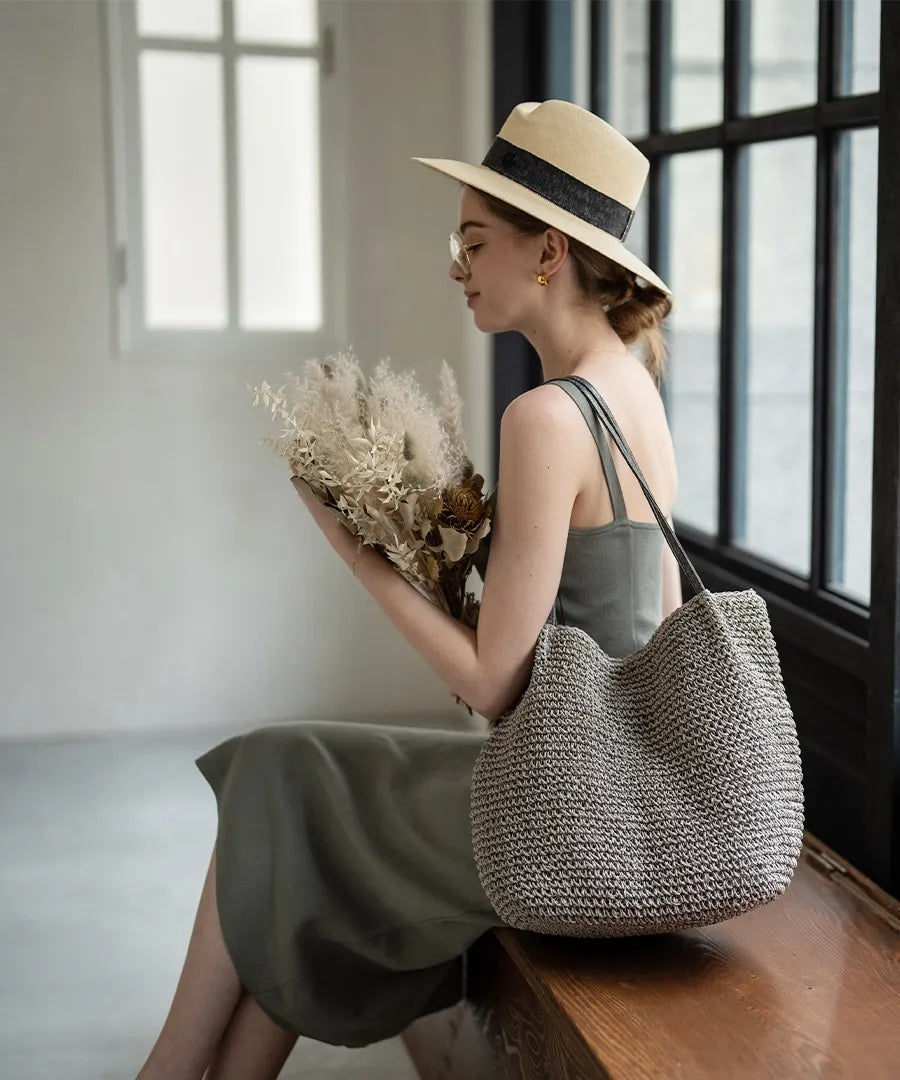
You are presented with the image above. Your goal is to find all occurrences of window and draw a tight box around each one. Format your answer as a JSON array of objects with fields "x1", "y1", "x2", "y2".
[
  {"x1": 665, "y1": 149, "x2": 722, "y2": 536},
  {"x1": 741, "y1": 136, "x2": 817, "y2": 577},
  {"x1": 599, "y1": 0, "x2": 650, "y2": 138},
  {"x1": 496, "y1": 0, "x2": 900, "y2": 898},
  {"x1": 103, "y1": 0, "x2": 345, "y2": 361},
  {"x1": 588, "y1": 0, "x2": 882, "y2": 635},
  {"x1": 829, "y1": 125, "x2": 877, "y2": 603},
  {"x1": 746, "y1": 0, "x2": 819, "y2": 115},
  {"x1": 665, "y1": 0, "x2": 723, "y2": 131}
]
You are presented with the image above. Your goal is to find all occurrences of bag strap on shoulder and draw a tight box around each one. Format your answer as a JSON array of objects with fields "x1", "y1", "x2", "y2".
[{"x1": 548, "y1": 375, "x2": 704, "y2": 599}]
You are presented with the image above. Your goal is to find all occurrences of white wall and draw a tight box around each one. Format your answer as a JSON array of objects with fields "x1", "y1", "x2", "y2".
[{"x1": 0, "y1": 0, "x2": 492, "y2": 740}]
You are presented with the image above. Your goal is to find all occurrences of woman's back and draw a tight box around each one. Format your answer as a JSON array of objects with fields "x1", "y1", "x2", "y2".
[
  {"x1": 473, "y1": 358, "x2": 678, "y2": 657},
  {"x1": 556, "y1": 354, "x2": 677, "y2": 532}
]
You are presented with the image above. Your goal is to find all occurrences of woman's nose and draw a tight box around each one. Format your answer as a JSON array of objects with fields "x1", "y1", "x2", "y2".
[{"x1": 449, "y1": 260, "x2": 465, "y2": 284}]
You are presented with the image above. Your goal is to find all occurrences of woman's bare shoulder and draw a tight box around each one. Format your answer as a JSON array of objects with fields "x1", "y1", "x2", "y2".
[{"x1": 546, "y1": 356, "x2": 678, "y2": 519}]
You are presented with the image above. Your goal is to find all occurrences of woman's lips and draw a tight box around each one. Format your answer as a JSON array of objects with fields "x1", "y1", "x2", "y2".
[{"x1": 466, "y1": 294, "x2": 479, "y2": 307}]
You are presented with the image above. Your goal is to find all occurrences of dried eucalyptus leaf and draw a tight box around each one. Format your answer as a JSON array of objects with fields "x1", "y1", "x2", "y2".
[
  {"x1": 438, "y1": 526, "x2": 469, "y2": 563},
  {"x1": 463, "y1": 516, "x2": 493, "y2": 554}
]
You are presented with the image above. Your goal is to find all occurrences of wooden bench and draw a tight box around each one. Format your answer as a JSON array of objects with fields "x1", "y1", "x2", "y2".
[{"x1": 402, "y1": 834, "x2": 900, "y2": 1079}]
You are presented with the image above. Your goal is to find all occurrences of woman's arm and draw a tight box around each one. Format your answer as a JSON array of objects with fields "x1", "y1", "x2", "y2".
[{"x1": 291, "y1": 385, "x2": 578, "y2": 723}]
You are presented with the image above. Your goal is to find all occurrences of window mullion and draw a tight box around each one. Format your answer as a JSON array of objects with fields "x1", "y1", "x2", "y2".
[
  {"x1": 830, "y1": 135, "x2": 853, "y2": 593},
  {"x1": 589, "y1": 1, "x2": 610, "y2": 119},
  {"x1": 810, "y1": 127, "x2": 836, "y2": 598},
  {"x1": 720, "y1": 0, "x2": 747, "y2": 548},
  {"x1": 810, "y1": 0, "x2": 837, "y2": 597},
  {"x1": 647, "y1": 0, "x2": 666, "y2": 399}
]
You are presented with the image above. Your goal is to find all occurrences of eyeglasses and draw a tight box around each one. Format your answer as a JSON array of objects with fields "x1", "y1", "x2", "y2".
[
  {"x1": 448, "y1": 229, "x2": 533, "y2": 278},
  {"x1": 449, "y1": 232, "x2": 477, "y2": 278}
]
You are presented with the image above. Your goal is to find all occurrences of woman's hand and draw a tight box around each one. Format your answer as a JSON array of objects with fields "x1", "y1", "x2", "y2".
[
  {"x1": 290, "y1": 475, "x2": 346, "y2": 546},
  {"x1": 289, "y1": 474, "x2": 319, "y2": 511}
]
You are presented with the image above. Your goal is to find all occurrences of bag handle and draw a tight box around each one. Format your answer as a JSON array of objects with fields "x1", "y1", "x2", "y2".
[{"x1": 549, "y1": 375, "x2": 705, "y2": 599}]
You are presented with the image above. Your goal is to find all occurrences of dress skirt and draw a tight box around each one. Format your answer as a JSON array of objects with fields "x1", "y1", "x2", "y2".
[{"x1": 195, "y1": 718, "x2": 505, "y2": 1047}]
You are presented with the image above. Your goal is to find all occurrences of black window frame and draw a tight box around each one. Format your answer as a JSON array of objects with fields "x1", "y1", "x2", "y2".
[{"x1": 492, "y1": 0, "x2": 900, "y2": 896}]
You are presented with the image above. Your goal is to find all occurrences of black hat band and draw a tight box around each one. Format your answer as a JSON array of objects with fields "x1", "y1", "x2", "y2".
[{"x1": 480, "y1": 137, "x2": 635, "y2": 242}]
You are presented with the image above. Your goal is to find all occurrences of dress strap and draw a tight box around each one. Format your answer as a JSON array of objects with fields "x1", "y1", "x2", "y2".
[{"x1": 547, "y1": 378, "x2": 628, "y2": 522}]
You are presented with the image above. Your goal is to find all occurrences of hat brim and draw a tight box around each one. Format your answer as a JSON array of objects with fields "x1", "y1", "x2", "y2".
[{"x1": 411, "y1": 156, "x2": 671, "y2": 296}]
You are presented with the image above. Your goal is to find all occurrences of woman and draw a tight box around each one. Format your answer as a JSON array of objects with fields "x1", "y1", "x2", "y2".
[{"x1": 136, "y1": 99, "x2": 682, "y2": 1080}]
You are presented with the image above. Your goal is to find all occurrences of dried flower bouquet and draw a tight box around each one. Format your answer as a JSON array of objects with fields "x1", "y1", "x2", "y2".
[{"x1": 249, "y1": 351, "x2": 492, "y2": 631}]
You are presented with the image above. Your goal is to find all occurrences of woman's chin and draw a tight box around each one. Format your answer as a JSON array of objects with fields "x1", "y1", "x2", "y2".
[{"x1": 470, "y1": 305, "x2": 504, "y2": 333}]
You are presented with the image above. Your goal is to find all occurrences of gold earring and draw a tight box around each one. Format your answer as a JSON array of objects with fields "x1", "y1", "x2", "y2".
[{"x1": 537, "y1": 273, "x2": 548, "y2": 286}]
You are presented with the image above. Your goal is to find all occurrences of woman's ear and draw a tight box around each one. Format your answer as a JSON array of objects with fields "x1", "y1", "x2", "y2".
[{"x1": 539, "y1": 228, "x2": 569, "y2": 275}]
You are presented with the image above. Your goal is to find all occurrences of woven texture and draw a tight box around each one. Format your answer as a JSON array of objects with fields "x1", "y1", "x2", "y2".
[{"x1": 470, "y1": 376, "x2": 805, "y2": 937}]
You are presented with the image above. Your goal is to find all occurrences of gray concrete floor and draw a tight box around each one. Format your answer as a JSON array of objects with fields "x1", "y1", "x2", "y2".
[{"x1": 0, "y1": 726, "x2": 421, "y2": 1079}]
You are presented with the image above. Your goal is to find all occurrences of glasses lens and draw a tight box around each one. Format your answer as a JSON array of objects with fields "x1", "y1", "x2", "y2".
[{"x1": 449, "y1": 232, "x2": 468, "y2": 275}]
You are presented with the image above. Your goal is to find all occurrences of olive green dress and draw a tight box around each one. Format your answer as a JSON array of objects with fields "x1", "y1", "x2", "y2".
[{"x1": 195, "y1": 378, "x2": 665, "y2": 1046}]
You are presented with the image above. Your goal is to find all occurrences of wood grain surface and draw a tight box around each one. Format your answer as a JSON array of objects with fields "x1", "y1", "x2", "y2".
[{"x1": 403, "y1": 837, "x2": 900, "y2": 1079}]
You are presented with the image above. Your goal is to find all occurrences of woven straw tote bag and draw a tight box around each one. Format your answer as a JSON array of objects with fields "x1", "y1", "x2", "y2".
[{"x1": 470, "y1": 374, "x2": 805, "y2": 938}]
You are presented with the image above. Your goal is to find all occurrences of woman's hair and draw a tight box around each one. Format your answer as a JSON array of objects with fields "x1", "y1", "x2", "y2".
[{"x1": 463, "y1": 185, "x2": 673, "y2": 389}]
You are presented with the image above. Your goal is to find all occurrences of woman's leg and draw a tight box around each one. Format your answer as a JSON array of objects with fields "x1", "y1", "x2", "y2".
[
  {"x1": 203, "y1": 990, "x2": 300, "y2": 1080},
  {"x1": 136, "y1": 844, "x2": 244, "y2": 1080}
]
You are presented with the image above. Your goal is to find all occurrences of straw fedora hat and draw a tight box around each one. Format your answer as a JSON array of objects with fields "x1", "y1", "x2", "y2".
[{"x1": 412, "y1": 99, "x2": 671, "y2": 296}]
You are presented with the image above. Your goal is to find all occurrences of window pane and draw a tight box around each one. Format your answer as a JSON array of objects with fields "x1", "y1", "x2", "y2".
[
  {"x1": 739, "y1": 138, "x2": 816, "y2": 575},
  {"x1": 234, "y1": 0, "x2": 318, "y2": 47},
  {"x1": 608, "y1": 0, "x2": 649, "y2": 139},
  {"x1": 840, "y1": 0, "x2": 881, "y2": 96},
  {"x1": 237, "y1": 57, "x2": 321, "y2": 331},
  {"x1": 747, "y1": 0, "x2": 818, "y2": 116},
  {"x1": 667, "y1": 150, "x2": 722, "y2": 535},
  {"x1": 547, "y1": 0, "x2": 574, "y2": 101},
  {"x1": 136, "y1": 0, "x2": 220, "y2": 39},
  {"x1": 139, "y1": 51, "x2": 227, "y2": 328},
  {"x1": 666, "y1": 0, "x2": 723, "y2": 131},
  {"x1": 829, "y1": 129, "x2": 877, "y2": 603}
]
